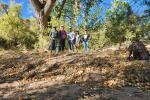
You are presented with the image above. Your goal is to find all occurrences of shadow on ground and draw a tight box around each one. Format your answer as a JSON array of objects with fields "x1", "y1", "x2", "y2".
[{"x1": 0, "y1": 50, "x2": 150, "y2": 100}]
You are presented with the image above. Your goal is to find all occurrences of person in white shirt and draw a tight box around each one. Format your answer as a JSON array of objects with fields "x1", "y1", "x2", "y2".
[
  {"x1": 75, "y1": 31, "x2": 81, "y2": 52},
  {"x1": 67, "y1": 27, "x2": 75, "y2": 51}
]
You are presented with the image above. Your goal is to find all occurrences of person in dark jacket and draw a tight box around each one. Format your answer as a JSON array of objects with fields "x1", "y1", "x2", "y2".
[
  {"x1": 49, "y1": 26, "x2": 58, "y2": 51},
  {"x1": 59, "y1": 26, "x2": 67, "y2": 51},
  {"x1": 81, "y1": 29, "x2": 91, "y2": 52}
]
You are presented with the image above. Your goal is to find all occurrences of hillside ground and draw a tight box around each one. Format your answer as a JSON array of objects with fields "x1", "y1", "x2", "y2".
[{"x1": 0, "y1": 48, "x2": 150, "y2": 100}]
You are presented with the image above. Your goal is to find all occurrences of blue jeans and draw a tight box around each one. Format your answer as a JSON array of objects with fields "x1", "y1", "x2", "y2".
[
  {"x1": 83, "y1": 41, "x2": 89, "y2": 52},
  {"x1": 49, "y1": 39, "x2": 56, "y2": 51},
  {"x1": 68, "y1": 40, "x2": 74, "y2": 50}
]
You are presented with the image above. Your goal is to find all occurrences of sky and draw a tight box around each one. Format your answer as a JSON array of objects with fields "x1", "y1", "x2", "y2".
[
  {"x1": 1, "y1": 0, "x2": 34, "y2": 18},
  {"x1": 0, "y1": 0, "x2": 148, "y2": 19}
]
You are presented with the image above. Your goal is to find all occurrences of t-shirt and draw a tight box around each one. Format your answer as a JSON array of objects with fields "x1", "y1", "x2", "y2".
[
  {"x1": 76, "y1": 35, "x2": 80, "y2": 44},
  {"x1": 82, "y1": 34, "x2": 91, "y2": 42},
  {"x1": 83, "y1": 34, "x2": 88, "y2": 40},
  {"x1": 68, "y1": 32, "x2": 75, "y2": 41}
]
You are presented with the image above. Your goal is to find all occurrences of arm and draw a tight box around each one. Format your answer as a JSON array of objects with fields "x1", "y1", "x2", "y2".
[
  {"x1": 49, "y1": 32, "x2": 52, "y2": 41},
  {"x1": 87, "y1": 34, "x2": 91, "y2": 41},
  {"x1": 65, "y1": 31, "x2": 67, "y2": 38},
  {"x1": 128, "y1": 45, "x2": 133, "y2": 59},
  {"x1": 80, "y1": 35, "x2": 84, "y2": 42}
]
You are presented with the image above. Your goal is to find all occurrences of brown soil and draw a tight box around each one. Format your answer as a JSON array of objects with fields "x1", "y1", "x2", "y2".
[{"x1": 0, "y1": 49, "x2": 150, "y2": 100}]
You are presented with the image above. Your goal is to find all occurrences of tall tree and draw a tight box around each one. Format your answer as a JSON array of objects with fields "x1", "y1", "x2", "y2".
[
  {"x1": 105, "y1": 0, "x2": 132, "y2": 48},
  {"x1": 80, "y1": 0, "x2": 102, "y2": 29},
  {"x1": 30, "y1": 0, "x2": 56, "y2": 29},
  {"x1": 30, "y1": 0, "x2": 102, "y2": 29},
  {"x1": 0, "y1": 4, "x2": 38, "y2": 48}
]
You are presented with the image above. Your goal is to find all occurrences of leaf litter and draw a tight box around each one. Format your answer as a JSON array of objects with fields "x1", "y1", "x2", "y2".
[{"x1": 0, "y1": 49, "x2": 150, "y2": 100}]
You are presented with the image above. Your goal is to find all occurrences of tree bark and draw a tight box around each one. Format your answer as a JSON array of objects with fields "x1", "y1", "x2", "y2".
[
  {"x1": 30, "y1": 0, "x2": 43, "y2": 14},
  {"x1": 30, "y1": 0, "x2": 56, "y2": 29}
]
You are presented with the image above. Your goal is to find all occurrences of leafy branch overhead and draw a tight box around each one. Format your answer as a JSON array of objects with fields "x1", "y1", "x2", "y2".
[{"x1": 30, "y1": 0, "x2": 103, "y2": 29}]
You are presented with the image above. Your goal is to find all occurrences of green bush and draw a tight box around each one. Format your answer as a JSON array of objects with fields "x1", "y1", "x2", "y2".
[
  {"x1": 90, "y1": 30, "x2": 110, "y2": 49},
  {"x1": 0, "y1": 3, "x2": 39, "y2": 50}
]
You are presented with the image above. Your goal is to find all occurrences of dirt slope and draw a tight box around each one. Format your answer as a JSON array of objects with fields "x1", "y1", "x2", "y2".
[{"x1": 0, "y1": 49, "x2": 150, "y2": 100}]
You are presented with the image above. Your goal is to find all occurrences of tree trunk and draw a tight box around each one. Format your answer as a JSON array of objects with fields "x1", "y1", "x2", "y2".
[
  {"x1": 39, "y1": 13, "x2": 48, "y2": 30},
  {"x1": 30, "y1": 0, "x2": 56, "y2": 29}
]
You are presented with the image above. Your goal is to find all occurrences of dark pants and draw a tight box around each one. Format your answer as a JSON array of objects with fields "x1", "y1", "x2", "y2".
[
  {"x1": 68, "y1": 40, "x2": 74, "y2": 50},
  {"x1": 60, "y1": 39, "x2": 66, "y2": 51},
  {"x1": 49, "y1": 39, "x2": 56, "y2": 51},
  {"x1": 56, "y1": 39, "x2": 60, "y2": 52}
]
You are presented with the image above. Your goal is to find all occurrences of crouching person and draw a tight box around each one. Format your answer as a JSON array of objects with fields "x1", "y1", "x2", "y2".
[{"x1": 128, "y1": 39, "x2": 150, "y2": 60}]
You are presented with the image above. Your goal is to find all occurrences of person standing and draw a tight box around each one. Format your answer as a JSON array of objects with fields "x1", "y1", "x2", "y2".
[
  {"x1": 49, "y1": 26, "x2": 58, "y2": 51},
  {"x1": 59, "y1": 26, "x2": 67, "y2": 51},
  {"x1": 67, "y1": 27, "x2": 75, "y2": 51},
  {"x1": 81, "y1": 29, "x2": 91, "y2": 52},
  {"x1": 75, "y1": 31, "x2": 81, "y2": 52}
]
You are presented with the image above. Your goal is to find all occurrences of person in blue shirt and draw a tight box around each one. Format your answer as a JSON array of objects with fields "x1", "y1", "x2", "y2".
[{"x1": 67, "y1": 27, "x2": 75, "y2": 51}]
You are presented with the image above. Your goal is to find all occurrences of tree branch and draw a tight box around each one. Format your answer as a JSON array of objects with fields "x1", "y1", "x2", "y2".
[
  {"x1": 30, "y1": 0, "x2": 43, "y2": 13},
  {"x1": 44, "y1": 0, "x2": 56, "y2": 18}
]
